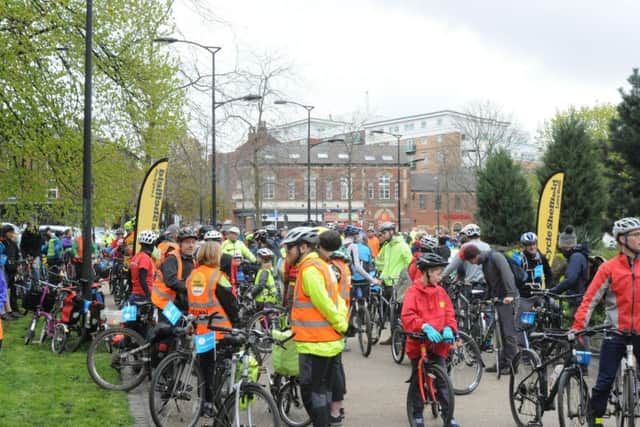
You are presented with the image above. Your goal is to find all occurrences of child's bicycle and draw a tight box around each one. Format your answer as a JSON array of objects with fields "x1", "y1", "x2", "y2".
[
  {"x1": 63, "y1": 280, "x2": 107, "y2": 352},
  {"x1": 404, "y1": 331, "x2": 455, "y2": 427},
  {"x1": 23, "y1": 280, "x2": 67, "y2": 353}
]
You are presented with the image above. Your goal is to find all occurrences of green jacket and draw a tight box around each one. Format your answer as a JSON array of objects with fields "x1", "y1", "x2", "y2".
[
  {"x1": 375, "y1": 235, "x2": 412, "y2": 285},
  {"x1": 221, "y1": 239, "x2": 256, "y2": 263}
]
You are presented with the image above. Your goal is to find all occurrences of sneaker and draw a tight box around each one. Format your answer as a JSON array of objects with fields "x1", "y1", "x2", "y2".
[
  {"x1": 329, "y1": 414, "x2": 343, "y2": 426},
  {"x1": 450, "y1": 419, "x2": 461, "y2": 427},
  {"x1": 413, "y1": 416, "x2": 425, "y2": 427}
]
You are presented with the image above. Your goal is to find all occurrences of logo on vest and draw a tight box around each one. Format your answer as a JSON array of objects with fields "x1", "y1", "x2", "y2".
[
  {"x1": 191, "y1": 272, "x2": 207, "y2": 297},
  {"x1": 439, "y1": 301, "x2": 445, "y2": 309}
]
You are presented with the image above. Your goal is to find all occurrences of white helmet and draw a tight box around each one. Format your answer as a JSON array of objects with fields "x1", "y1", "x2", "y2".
[
  {"x1": 137, "y1": 230, "x2": 158, "y2": 245},
  {"x1": 227, "y1": 226, "x2": 240, "y2": 235},
  {"x1": 257, "y1": 247, "x2": 274, "y2": 258},
  {"x1": 420, "y1": 234, "x2": 439, "y2": 251},
  {"x1": 612, "y1": 217, "x2": 640, "y2": 238},
  {"x1": 204, "y1": 230, "x2": 222, "y2": 242},
  {"x1": 460, "y1": 223, "x2": 481, "y2": 238}
]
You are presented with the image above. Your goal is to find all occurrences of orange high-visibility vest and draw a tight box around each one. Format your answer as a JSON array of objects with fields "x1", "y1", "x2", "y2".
[
  {"x1": 151, "y1": 252, "x2": 183, "y2": 310},
  {"x1": 187, "y1": 267, "x2": 231, "y2": 339},
  {"x1": 330, "y1": 258, "x2": 351, "y2": 311},
  {"x1": 291, "y1": 257, "x2": 342, "y2": 343},
  {"x1": 73, "y1": 236, "x2": 84, "y2": 262},
  {"x1": 156, "y1": 241, "x2": 179, "y2": 268}
]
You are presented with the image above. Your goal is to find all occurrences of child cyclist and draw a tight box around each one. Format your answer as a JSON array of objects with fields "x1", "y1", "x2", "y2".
[
  {"x1": 401, "y1": 252, "x2": 460, "y2": 427},
  {"x1": 251, "y1": 247, "x2": 281, "y2": 306}
]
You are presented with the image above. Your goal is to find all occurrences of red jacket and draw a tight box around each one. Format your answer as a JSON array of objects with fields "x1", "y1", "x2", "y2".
[
  {"x1": 408, "y1": 252, "x2": 421, "y2": 282},
  {"x1": 573, "y1": 253, "x2": 640, "y2": 333},
  {"x1": 401, "y1": 278, "x2": 457, "y2": 359}
]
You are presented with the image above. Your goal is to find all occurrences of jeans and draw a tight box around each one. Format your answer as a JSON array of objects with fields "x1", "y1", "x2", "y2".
[
  {"x1": 590, "y1": 333, "x2": 640, "y2": 417},
  {"x1": 298, "y1": 353, "x2": 339, "y2": 427},
  {"x1": 408, "y1": 355, "x2": 452, "y2": 419}
]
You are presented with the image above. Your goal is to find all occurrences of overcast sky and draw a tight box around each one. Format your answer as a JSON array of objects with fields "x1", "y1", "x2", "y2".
[{"x1": 172, "y1": 0, "x2": 639, "y2": 146}]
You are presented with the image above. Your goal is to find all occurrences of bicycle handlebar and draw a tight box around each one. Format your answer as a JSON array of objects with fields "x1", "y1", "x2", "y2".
[
  {"x1": 529, "y1": 324, "x2": 612, "y2": 341},
  {"x1": 530, "y1": 289, "x2": 583, "y2": 300}
]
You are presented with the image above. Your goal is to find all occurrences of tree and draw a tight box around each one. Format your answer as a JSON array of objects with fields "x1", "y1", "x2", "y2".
[
  {"x1": 476, "y1": 149, "x2": 534, "y2": 244},
  {"x1": 537, "y1": 111, "x2": 607, "y2": 239},
  {"x1": 608, "y1": 69, "x2": 640, "y2": 218}
]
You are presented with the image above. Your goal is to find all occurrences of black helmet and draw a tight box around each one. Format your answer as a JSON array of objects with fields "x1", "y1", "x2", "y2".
[
  {"x1": 253, "y1": 229, "x2": 268, "y2": 242},
  {"x1": 416, "y1": 253, "x2": 449, "y2": 272},
  {"x1": 177, "y1": 227, "x2": 198, "y2": 242},
  {"x1": 198, "y1": 225, "x2": 213, "y2": 240}
]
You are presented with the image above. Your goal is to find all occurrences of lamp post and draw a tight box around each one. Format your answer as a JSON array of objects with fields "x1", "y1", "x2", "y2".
[
  {"x1": 274, "y1": 100, "x2": 314, "y2": 223},
  {"x1": 371, "y1": 130, "x2": 403, "y2": 232},
  {"x1": 322, "y1": 137, "x2": 353, "y2": 224},
  {"x1": 154, "y1": 37, "x2": 260, "y2": 226},
  {"x1": 81, "y1": 0, "x2": 93, "y2": 299}
]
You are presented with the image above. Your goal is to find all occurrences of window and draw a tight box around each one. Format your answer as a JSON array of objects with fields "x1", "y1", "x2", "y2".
[
  {"x1": 365, "y1": 155, "x2": 375, "y2": 161},
  {"x1": 382, "y1": 155, "x2": 393, "y2": 161},
  {"x1": 437, "y1": 135, "x2": 443, "y2": 144},
  {"x1": 421, "y1": 120, "x2": 427, "y2": 128},
  {"x1": 264, "y1": 154, "x2": 274, "y2": 160},
  {"x1": 304, "y1": 176, "x2": 317, "y2": 199},
  {"x1": 340, "y1": 176, "x2": 350, "y2": 200},
  {"x1": 394, "y1": 181, "x2": 399, "y2": 200},
  {"x1": 289, "y1": 153, "x2": 300, "y2": 159},
  {"x1": 393, "y1": 125, "x2": 399, "y2": 132},
  {"x1": 264, "y1": 176, "x2": 275, "y2": 200},
  {"x1": 419, "y1": 194, "x2": 426, "y2": 209},
  {"x1": 404, "y1": 123, "x2": 414, "y2": 131},
  {"x1": 437, "y1": 152, "x2": 445, "y2": 162},
  {"x1": 454, "y1": 195, "x2": 462, "y2": 211},
  {"x1": 48, "y1": 188, "x2": 59, "y2": 200},
  {"x1": 287, "y1": 182, "x2": 296, "y2": 200},
  {"x1": 437, "y1": 118, "x2": 443, "y2": 126},
  {"x1": 325, "y1": 178, "x2": 333, "y2": 200},
  {"x1": 379, "y1": 175, "x2": 390, "y2": 199},
  {"x1": 405, "y1": 139, "x2": 416, "y2": 153},
  {"x1": 368, "y1": 182, "x2": 374, "y2": 199},
  {"x1": 338, "y1": 153, "x2": 349, "y2": 160},
  {"x1": 317, "y1": 153, "x2": 329, "y2": 159}
]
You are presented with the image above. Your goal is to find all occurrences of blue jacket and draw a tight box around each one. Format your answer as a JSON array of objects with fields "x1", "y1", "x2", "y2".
[
  {"x1": 0, "y1": 244, "x2": 7, "y2": 309},
  {"x1": 550, "y1": 245, "x2": 589, "y2": 306}
]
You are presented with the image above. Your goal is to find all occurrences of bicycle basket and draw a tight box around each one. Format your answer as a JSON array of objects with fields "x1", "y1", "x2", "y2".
[
  {"x1": 520, "y1": 311, "x2": 536, "y2": 326},
  {"x1": 271, "y1": 329, "x2": 299, "y2": 376},
  {"x1": 575, "y1": 350, "x2": 592, "y2": 366}
]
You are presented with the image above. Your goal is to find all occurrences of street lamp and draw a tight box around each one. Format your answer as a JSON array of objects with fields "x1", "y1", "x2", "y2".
[
  {"x1": 154, "y1": 37, "x2": 260, "y2": 225},
  {"x1": 370, "y1": 130, "x2": 403, "y2": 232},
  {"x1": 274, "y1": 99, "x2": 314, "y2": 223},
  {"x1": 322, "y1": 137, "x2": 354, "y2": 224}
]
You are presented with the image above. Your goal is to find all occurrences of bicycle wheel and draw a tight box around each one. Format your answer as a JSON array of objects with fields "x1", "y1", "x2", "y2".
[
  {"x1": 24, "y1": 316, "x2": 37, "y2": 345},
  {"x1": 248, "y1": 308, "x2": 285, "y2": 353},
  {"x1": 509, "y1": 349, "x2": 543, "y2": 427},
  {"x1": 557, "y1": 368, "x2": 590, "y2": 427},
  {"x1": 369, "y1": 299, "x2": 382, "y2": 345},
  {"x1": 222, "y1": 382, "x2": 280, "y2": 427},
  {"x1": 64, "y1": 322, "x2": 87, "y2": 353},
  {"x1": 149, "y1": 352, "x2": 204, "y2": 427},
  {"x1": 51, "y1": 323, "x2": 67, "y2": 354},
  {"x1": 86, "y1": 326, "x2": 148, "y2": 391},
  {"x1": 406, "y1": 362, "x2": 454, "y2": 427},
  {"x1": 623, "y1": 369, "x2": 636, "y2": 427},
  {"x1": 448, "y1": 331, "x2": 483, "y2": 395},
  {"x1": 37, "y1": 318, "x2": 48, "y2": 344},
  {"x1": 391, "y1": 325, "x2": 405, "y2": 364},
  {"x1": 278, "y1": 379, "x2": 311, "y2": 427},
  {"x1": 357, "y1": 305, "x2": 372, "y2": 357}
]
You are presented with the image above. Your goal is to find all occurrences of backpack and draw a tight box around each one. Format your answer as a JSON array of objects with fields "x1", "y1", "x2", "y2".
[
  {"x1": 500, "y1": 251, "x2": 528, "y2": 290},
  {"x1": 586, "y1": 255, "x2": 606, "y2": 285}
]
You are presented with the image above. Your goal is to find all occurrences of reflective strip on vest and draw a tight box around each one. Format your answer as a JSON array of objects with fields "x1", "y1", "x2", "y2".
[{"x1": 291, "y1": 319, "x2": 332, "y2": 328}]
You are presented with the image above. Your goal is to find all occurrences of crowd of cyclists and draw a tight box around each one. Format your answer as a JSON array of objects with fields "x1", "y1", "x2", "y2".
[{"x1": 4, "y1": 214, "x2": 640, "y2": 427}]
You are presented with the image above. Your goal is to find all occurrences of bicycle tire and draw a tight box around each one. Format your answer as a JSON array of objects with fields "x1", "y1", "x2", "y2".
[
  {"x1": 24, "y1": 317, "x2": 37, "y2": 345},
  {"x1": 51, "y1": 323, "x2": 67, "y2": 354},
  {"x1": 369, "y1": 299, "x2": 381, "y2": 345},
  {"x1": 149, "y1": 351, "x2": 204, "y2": 427},
  {"x1": 623, "y1": 369, "x2": 636, "y2": 427},
  {"x1": 357, "y1": 306, "x2": 372, "y2": 357},
  {"x1": 448, "y1": 331, "x2": 483, "y2": 395},
  {"x1": 38, "y1": 318, "x2": 48, "y2": 344},
  {"x1": 509, "y1": 349, "x2": 543, "y2": 427},
  {"x1": 278, "y1": 379, "x2": 311, "y2": 427},
  {"x1": 406, "y1": 362, "x2": 454, "y2": 427},
  {"x1": 556, "y1": 368, "x2": 590, "y2": 427},
  {"x1": 64, "y1": 322, "x2": 87, "y2": 353},
  {"x1": 221, "y1": 382, "x2": 281, "y2": 427},
  {"x1": 248, "y1": 307, "x2": 286, "y2": 353},
  {"x1": 391, "y1": 325, "x2": 405, "y2": 364},
  {"x1": 86, "y1": 326, "x2": 148, "y2": 391}
]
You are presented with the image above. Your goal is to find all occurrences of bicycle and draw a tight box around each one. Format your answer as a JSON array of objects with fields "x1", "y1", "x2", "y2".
[
  {"x1": 350, "y1": 283, "x2": 374, "y2": 357},
  {"x1": 509, "y1": 325, "x2": 607, "y2": 427},
  {"x1": 63, "y1": 280, "x2": 107, "y2": 352},
  {"x1": 23, "y1": 280, "x2": 68, "y2": 353},
  {"x1": 605, "y1": 331, "x2": 640, "y2": 427},
  {"x1": 447, "y1": 330, "x2": 483, "y2": 396},
  {"x1": 148, "y1": 315, "x2": 281, "y2": 427},
  {"x1": 269, "y1": 372, "x2": 310, "y2": 427},
  {"x1": 404, "y1": 331, "x2": 455, "y2": 427},
  {"x1": 473, "y1": 298, "x2": 505, "y2": 379},
  {"x1": 369, "y1": 281, "x2": 398, "y2": 345}
]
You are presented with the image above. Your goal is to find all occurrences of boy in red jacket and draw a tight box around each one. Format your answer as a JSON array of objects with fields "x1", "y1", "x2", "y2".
[{"x1": 401, "y1": 252, "x2": 460, "y2": 427}]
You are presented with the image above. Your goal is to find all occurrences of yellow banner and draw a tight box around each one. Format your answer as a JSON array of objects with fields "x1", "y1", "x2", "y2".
[
  {"x1": 134, "y1": 158, "x2": 168, "y2": 254},
  {"x1": 536, "y1": 172, "x2": 564, "y2": 267}
]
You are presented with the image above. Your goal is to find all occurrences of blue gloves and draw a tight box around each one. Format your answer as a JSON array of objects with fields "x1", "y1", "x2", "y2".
[
  {"x1": 442, "y1": 326, "x2": 455, "y2": 343},
  {"x1": 370, "y1": 285, "x2": 381, "y2": 293},
  {"x1": 422, "y1": 324, "x2": 442, "y2": 343}
]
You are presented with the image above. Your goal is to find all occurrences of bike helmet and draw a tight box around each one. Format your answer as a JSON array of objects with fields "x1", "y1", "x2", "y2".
[
  {"x1": 520, "y1": 232, "x2": 538, "y2": 245},
  {"x1": 227, "y1": 226, "x2": 240, "y2": 235},
  {"x1": 265, "y1": 224, "x2": 277, "y2": 236},
  {"x1": 331, "y1": 246, "x2": 351, "y2": 263},
  {"x1": 253, "y1": 229, "x2": 268, "y2": 242},
  {"x1": 164, "y1": 224, "x2": 180, "y2": 237},
  {"x1": 198, "y1": 225, "x2": 213, "y2": 240},
  {"x1": 177, "y1": 227, "x2": 198, "y2": 241},
  {"x1": 257, "y1": 247, "x2": 274, "y2": 258},
  {"x1": 281, "y1": 227, "x2": 319, "y2": 246},
  {"x1": 416, "y1": 253, "x2": 449, "y2": 272},
  {"x1": 137, "y1": 230, "x2": 158, "y2": 245},
  {"x1": 460, "y1": 223, "x2": 481, "y2": 238},
  {"x1": 420, "y1": 234, "x2": 439, "y2": 251},
  {"x1": 327, "y1": 223, "x2": 337, "y2": 230},
  {"x1": 378, "y1": 222, "x2": 395, "y2": 233},
  {"x1": 204, "y1": 229, "x2": 222, "y2": 242},
  {"x1": 344, "y1": 225, "x2": 361, "y2": 237},
  {"x1": 115, "y1": 228, "x2": 125, "y2": 235},
  {"x1": 612, "y1": 217, "x2": 640, "y2": 238}
]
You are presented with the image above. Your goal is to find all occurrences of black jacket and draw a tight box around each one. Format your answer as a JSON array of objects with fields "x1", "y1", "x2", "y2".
[
  {"x1": 550, "y1": 245, "x2": 590, "y2": 306},
  {"x1": 481, "y1": 251, "x2": 519, "y2": 299},
  {"x1": 20, "y1": 229, "x2": 43, "y2": 258},
  {"x1": 160, "y1": 253, "x2": 195, "y2": 312},
  {"x1": 2, "y1": 238, "x2": 19, "y2": 275}
]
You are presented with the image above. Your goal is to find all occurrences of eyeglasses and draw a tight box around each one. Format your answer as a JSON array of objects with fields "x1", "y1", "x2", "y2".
[{"x1": 627, "y1": 231, "x2": 640, "y2": 238}]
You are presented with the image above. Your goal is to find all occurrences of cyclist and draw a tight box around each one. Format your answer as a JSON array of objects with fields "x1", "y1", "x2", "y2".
[
  {"x1": 253, "y1": 229, "x2": 280, "y2": 259},
  {"x1": 366, "y1": 226, "x2": 380, "y2": 258},
  {"x1": 343, "y1": 225, "x2": 380, "y2": 299},
  {"x1": 401, "y1": 253, "x2": 460, "y2": 427},
  {"x1": 45, "y1": 227, "x2": 63, "y2": 269},
  {"x1": 71, "y1": 232, "x2": 97, "y2": 280},
  {"x1": 152, "y1": 227, "x2": 197, "y2": 319},
  {"x1": 20, "y1": 223, "x2": 43, "y2": 282},
  {"x1": 572, "y1": 217, "x2": 640, "y2": 427},
  {"x1": 442, "y1": 223, "x2": 490, "y2": 287},
  {"x1": 375, "y1": 221, "x2": 412, "y2": 344},
  {"x1": 461, "y1": 244, "x2": 518, "y2": 375},
  {"x1": 123, "y1": 219, "x2": 136, "y2": 254},
  {"x1": 283, "y1": 226, "x2": 347, "y2": 427},
  {"x1": 156, "y1": 224, "x2": 179, "y2": 267},
  {"x1": 408, "y1": 234, "x2": 439, "y2": 281},
  {"x1": 128, "y1": 230, "x2": 157, "y2": 304},
  {"x1": 251, "y1": 248, "x2": 280, "y2": 305},
  {"x1": 0, "y1": 242, "x2": 7, "y2": 352},
  {"x1": 549, "y1": 225, "x2": 590, "y2": 313},
  {"x1": 221, "y1": 226, "x2": 256, "y2": 263},
  {"x1": 203, "y1": 229, "x2": 234, "y2": 283},
  {"x1": 1, "y1": 224, "x2": 20, "y2": 318},
  {"x1": 186, "y1": 240, "x2": 239, "y2": 418}
]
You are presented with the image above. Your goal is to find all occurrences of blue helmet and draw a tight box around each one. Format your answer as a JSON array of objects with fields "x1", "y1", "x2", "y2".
[{"x1": 344, "y1": 225, "x2": 361, "y2": 237}]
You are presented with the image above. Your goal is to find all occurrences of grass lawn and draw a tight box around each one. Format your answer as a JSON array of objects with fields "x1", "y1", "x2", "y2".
[{"x1": 0, "y1": 315, "x2": 133, "y2": 427}]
